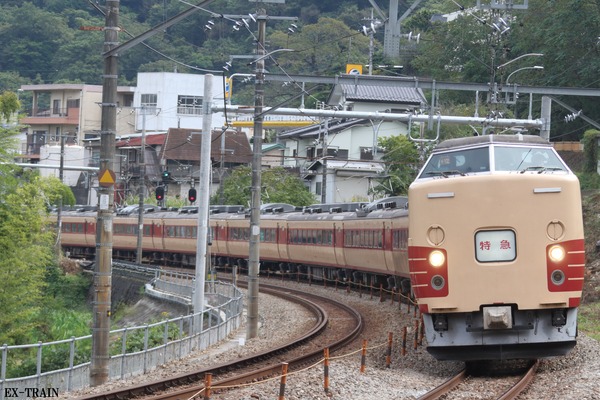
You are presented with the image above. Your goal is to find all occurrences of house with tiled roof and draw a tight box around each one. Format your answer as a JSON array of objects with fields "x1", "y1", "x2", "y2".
[
  {"x1": 278, "y1": 75, "x2": 427, "y2": 202},
  {"x1": 114, "y1": 128, "x2": 252, "y2": 203},
  {"x1": 160, "y1": 128, "x2": 251, "y2": 200}
]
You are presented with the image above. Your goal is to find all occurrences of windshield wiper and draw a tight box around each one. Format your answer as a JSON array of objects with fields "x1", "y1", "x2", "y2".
[
  {"x1": 520, "y1": 166, "x2": 564, "y2": 174},
  {"x1": 426, "y1": 170, "x2": 465, "y2": 178}
]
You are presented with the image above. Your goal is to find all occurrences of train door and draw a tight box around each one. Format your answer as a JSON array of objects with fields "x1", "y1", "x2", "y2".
[
  {"x1": 277, "y1": 222, "x2": 289, "y2": 260},
  {"x1": 383, "y1": 221, "x2": 394, "y2": 273},
  {"x1": 333, "y1": 222, "x2": 346, "y2": 267},
  {"x1": 221, "y1": 219, "x2": 231, "y2": 254},
  {"x1": 216, "y1": 223, "x2": 228, "y2": 256},
  {"x1": 152, "y1": 219, "x2": 164, "y2": 253},
  {"x1": 85, "y1": 218, "x2": 96, "y2": 247}
]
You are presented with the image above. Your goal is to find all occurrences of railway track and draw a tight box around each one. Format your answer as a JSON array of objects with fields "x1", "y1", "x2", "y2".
[
  {"x1": 76, "y1": 281, "x2": 363, "y2": 400},
  {"x1": 418, "y1": 359, "x2": 539, "y2": 400}
]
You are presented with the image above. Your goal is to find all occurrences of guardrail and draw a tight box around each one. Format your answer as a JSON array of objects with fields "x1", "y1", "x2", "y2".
[{"x1": 0, "y1": 267, "x2": 243, "y2": 399}]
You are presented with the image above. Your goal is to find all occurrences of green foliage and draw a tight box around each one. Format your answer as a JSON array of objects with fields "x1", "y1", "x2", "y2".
[
  {"x1": 577, "y1": 172, "x2": 600, "y2": 191},
  {"x1": 3, "y1": 262, "x2": 93, "y2": 378},
  {"x1": 582, "y1": 130, "x2": 600, "y2": 174},
  {"x1": 578, "y1": 302, "x2": 600, "y2": 341},
  {"x1": 270, "y1": 17, "x2": 372, "y2": 75},
  {"x1": 110, "y1": 316, "x2": 182, "y2": 355},
  {"x1": 0, "y1": 91, "x2": 21, "y2": 122},
  {"x1": 213, "y1": 166, "x2": 316, "y2": 207},
  {"x1": 0, "y1": 178, "x2": 55, "y2": 345},
  {"x1": 0, "y1": 126, "x2": 19, "y2": 163},
  {"x1": 374, "y1": 135, "x2": 421, "y2": 196}
]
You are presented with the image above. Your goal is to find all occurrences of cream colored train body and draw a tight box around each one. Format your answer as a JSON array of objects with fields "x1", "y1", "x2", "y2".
[{"x1": 408, "y1": 134, "x2": 585, "y2": 360}]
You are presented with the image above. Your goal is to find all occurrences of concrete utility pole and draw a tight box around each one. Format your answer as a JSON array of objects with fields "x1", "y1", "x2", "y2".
[
  {"x1": 56, "y1": 133, "x2": 65, "y2": 257},
  {"x1": 193, "y1": 74, "x2": 213, "y2": 319},
  {"x1": 90, "y1": 0, "x2": 119, "y2": 386},
  {"x1": 136, "y1": 106, "x2": 147, "y2": 264},
  {"x1": 321, "y1": 119, "x2": 328, "y2": 204},
  {"x1": 247, "y1": 10, "x2": 267, "y2": 340}
]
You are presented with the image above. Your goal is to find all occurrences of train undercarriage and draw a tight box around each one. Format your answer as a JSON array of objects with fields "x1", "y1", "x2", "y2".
[{"x1": 63, "y1": 244, "x2": 413, "y2": 298}]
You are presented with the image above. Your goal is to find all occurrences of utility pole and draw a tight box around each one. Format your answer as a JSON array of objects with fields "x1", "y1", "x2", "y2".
[
  {"x1": 90, "y1": 0, "x2": 119, "y2": 386},
  {"x1": 193, "y1": 74, "x2": 213, "y2": 320},
  {"x1": 247, "y1": 9, "x2": 266, "y2": 340},
  {"x1": 56, "y1": 133, "x2": 65, "y2": 258},
  {"x1": 136, "y1": 106, "x2": 147, "y2": 264},
  {"x1": 321, "y1": 119, "x2": 328, "y2": 203}
]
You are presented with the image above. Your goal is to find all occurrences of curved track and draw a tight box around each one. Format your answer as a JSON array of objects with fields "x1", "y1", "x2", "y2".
[
  {"x1": 76, "y1": 281, "x2": 363, "y2": 400},
  {"x1": 417, "y1": 360, "x2": 539, "y2": 400}
]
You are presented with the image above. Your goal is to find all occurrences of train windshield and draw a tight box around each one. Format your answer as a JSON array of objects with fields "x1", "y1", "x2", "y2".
[
  {"x1": 420, "y1": 147, "x2": 490, "y2": 178},
  {"x1": 493, "y1": 146, "x2": 567, "y2": 173}
]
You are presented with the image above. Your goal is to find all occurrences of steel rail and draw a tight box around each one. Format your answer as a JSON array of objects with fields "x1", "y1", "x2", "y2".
[
  {"x1": 416, "y1": 369, "x2": 467, "y2": 400},
  {"x1": 498, "y1": 360, "x2": 539, "y2": 400},
  {"x1": 75, "y1": 282, "x2": 362, "y2": 400}
]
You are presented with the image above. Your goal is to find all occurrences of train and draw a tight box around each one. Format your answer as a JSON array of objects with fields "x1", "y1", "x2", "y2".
[
  {"x1": 409, "y1": 134, "x2": 585, "y2": 360},
  {"x1": 54, "y1": 133, "x2": 585, "y2": 362}
]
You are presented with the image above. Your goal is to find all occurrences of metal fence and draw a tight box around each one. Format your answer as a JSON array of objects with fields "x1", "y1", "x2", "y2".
[{"x1": 0, "y1": 275, "x2": 243, "y2": 399}]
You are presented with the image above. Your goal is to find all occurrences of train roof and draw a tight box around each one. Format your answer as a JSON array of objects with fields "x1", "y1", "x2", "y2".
[{"x1": 434, "y1": 134, "x2": 551, "y2": 152}]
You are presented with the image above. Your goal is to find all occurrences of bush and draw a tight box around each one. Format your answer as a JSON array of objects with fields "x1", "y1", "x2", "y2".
[{"x1": 577, "y1": 172, "x2": 600, "y2": 190}]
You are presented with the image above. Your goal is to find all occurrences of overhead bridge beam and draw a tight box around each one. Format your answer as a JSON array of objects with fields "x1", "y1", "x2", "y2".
[
  {"x1": 216, "y1": 105, "x2": 543, "y2": 129},
  {"x1": 230, "y1": 120, "x2": 317, "y2": 128}
]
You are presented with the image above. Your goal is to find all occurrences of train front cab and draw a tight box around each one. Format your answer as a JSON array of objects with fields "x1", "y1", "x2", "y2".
[{"x1": 408, "y1": 135, "x2": 586, "y2": 361}]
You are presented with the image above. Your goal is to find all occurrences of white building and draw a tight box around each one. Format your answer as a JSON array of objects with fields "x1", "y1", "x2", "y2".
[
  {"x1": 278, "y1": 77, "x2": 427, "y2": 202},
  {"x1": 134, "y1": 72, "x2": 227, "y2": 132}
]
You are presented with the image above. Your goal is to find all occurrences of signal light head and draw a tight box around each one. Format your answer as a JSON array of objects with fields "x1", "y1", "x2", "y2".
[
  {"x1": 155, "y1": 186, "x2": 165, "y2": 201},
  {"x1": 188, "y1": 188, "x2": 197, "y2": 203}
]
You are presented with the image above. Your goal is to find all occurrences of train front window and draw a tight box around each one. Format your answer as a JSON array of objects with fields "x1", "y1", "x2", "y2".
[
  {"x1": 420, "y1": 147, "x2": 490, "y2": 178},
  {"x1": 493, "y1": 146, "x2": 567, "y2": 172}
]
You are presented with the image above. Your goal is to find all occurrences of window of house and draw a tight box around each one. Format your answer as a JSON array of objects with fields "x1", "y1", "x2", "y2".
[
  {"x1": 53, "y1": 100, "x2": 60, "y2": 115},
  {"x1": 121, "y1": 94, "x2": 133, "y2": 107},
  {"x1": 360, "y1": 147, "x2": 373, "y2": 160},
  {"x1": 141, "y1": 94, "x2": 158, "y2": 114},
  {"x1": 177, "y1": 95, "x2": 203, "y2": 115},
  {"x1": 336, "y1": 149, "x2": 349, "y2": 159}
]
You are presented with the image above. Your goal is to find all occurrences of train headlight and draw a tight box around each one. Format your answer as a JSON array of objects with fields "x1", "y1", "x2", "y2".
[
  {"x1": 429, "y1": 250, "x2": 445, "y2": 267},
  {"x1": 548, "y1": 245, "x2": 566, "y2": 263}
]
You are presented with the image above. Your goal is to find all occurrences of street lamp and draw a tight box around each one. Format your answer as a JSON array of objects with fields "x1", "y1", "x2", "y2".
[
  {"x1": 505, "y1": 66, "x2": 544, "y2": 118},
  {"x1": 247, "y1": 48, "x2": 295, "y2": 65},
  {"x1": 506, "y1": 65, "x2": 544, "y2": 85},
  {"x1": 496, "y1": 53, "x2": 544, "y2": 70}
]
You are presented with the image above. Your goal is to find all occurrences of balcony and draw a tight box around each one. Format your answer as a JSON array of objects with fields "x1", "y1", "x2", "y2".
[{"x1": 22, "y1": 107, "x2": 80, "y2": 125}]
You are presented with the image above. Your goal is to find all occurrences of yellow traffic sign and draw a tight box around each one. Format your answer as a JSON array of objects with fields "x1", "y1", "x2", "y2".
[{"x1": 99, "y1": 169, "x2": 116, "y2": 187}]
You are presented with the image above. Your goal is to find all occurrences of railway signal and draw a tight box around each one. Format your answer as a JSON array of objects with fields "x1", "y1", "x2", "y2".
[
  {"x1": 155, "y1": 186, "x2": 164, "y2": 201},
  {"x1": 162, "y1": 170, "x2": 171, "y2": 182},
  {"x1": 188, "y1": 188, "x2": 197, "y2": 203}
]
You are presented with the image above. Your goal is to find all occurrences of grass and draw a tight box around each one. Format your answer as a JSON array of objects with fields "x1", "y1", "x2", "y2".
[
  {"x1": 579, "y1": 302, "x2": 600, "y2": 341},
  {"x1": 580, "y1": 189, "x2": 600, "y2": 341}
]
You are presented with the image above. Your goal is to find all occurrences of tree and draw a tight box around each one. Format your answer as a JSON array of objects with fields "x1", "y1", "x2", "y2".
[
  {"x1": 214, "y1": 166, "x2": 316, "y2": 207},
  {"x1": 269, "y1": 17, "x2": 372, "y2": 76},
  {"x1": 372, "y1": 135, "x2": 422, "y2": 197},
  {"x1": 0, "y1": 126, "x2": 75, "y2": 344},
  {"x1": 0, "y1": 170, "x2": 56, "y2": 345},
  {"x1": 582, "y1": 130, "x2": 600, "y2": 174},
  {"x1": 0, "y1": 91, "x2": 21, "y2": 124}
]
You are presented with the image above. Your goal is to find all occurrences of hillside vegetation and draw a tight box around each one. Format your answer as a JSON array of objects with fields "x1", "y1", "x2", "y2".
[{"x1": 1, "y1": 1, "x2": 599, "y2": 140}]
